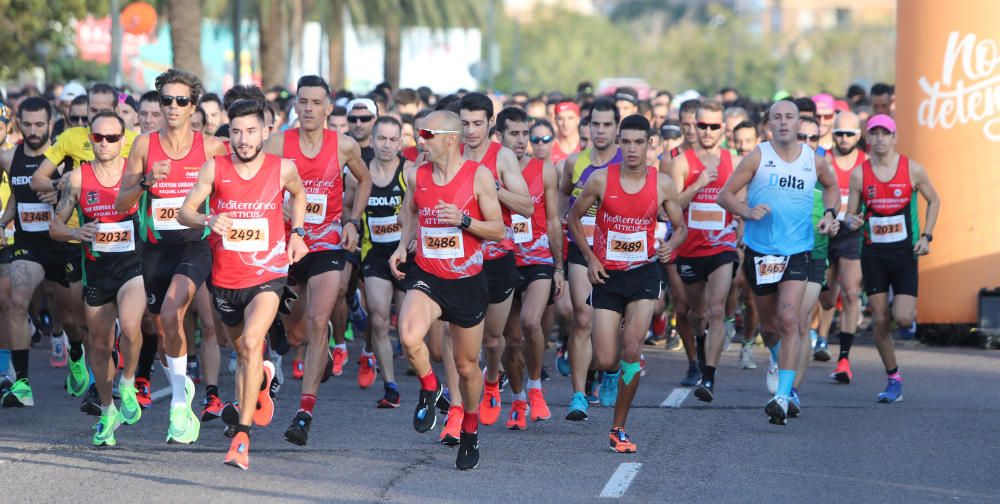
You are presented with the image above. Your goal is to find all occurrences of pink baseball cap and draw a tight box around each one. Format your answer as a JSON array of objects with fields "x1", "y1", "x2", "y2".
[
  {"x1": 866, "y1": 114, "x2": 896, "y2": 134},
  {"x1": 812, "y1": 93, "x2": 835, "y2": 113}
]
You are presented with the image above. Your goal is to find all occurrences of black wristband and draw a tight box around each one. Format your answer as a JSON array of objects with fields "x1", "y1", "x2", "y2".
[
  {"x1": 460, "y1": 214, "x2": 472, "y2": 229},
  {"x1": 824, "y1": 208, "x2": 837, "y2": 219}
]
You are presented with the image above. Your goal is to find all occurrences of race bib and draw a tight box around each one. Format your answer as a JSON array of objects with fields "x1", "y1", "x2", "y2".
[
  {"x1": 581, "y1": 215, "x2": 596, "y2": 246},
  {"x1": 18, "y1": 202, "x2": 53, "y2": 232},
  {"x1": 869, "y1": 215, "x2": 906, "y2": 243},
  {"x1": 606, "y1": 230, "x2": 647, "y2": 262},
  {"x1": 224, "y1": 218, "x2": 269, "y2": 252},
  {"x1": 304, "y1": 193, "x2": 328, "y2": 225},
  {"x1": 151, "y1": 197, "x2": 188, "y2": 231},
  {"x1": 838, "y1": 194, "x2": 849, "y2": 220},
  {"x1": 511, "y1": 214, "x2": 532, "y2": 244},
  {"x1": 753, "y1": 255, "x2": 788, "y2": 285},
  {"x1": 421, "y1": 226, "x2": 463, "y2": 259},
  {"x1": 688, "y1": 202, "x2": 726, "y2": 231},
  {"x1": 93, "y1": 221, "x2": 135, "y2": 253},
  {"x1": 368, "y1": 215, "x2": 401, "y2": 243},
  {"x1": 655, "y1": 222, "x2": 668, "y2": 241}
]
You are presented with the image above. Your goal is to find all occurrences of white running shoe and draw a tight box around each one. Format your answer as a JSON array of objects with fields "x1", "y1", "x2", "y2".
[
  {"x1": 766, "y1": 354, "x2": 778, "y2": 394},
  {"x1": 739, "y1": 343, "x2": 757, "y2": 369}
]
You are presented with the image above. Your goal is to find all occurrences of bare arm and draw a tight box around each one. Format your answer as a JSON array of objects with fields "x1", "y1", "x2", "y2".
[
  {"x1": 669, "y1": 154, "x2": 710, "y2": 208},
  {"x1": 177, "y1": 159, "x2": 217, "y2": 230},
  {"x1": 911, "y1": 160, "x2": 941, "y2": 237},
  {"x1": 567, "y1": 171, "x2": 605, "y2": 266},
  {"x1": 395, "y1": 166, "x2": 419, "y2": 255},
  {"x1": 30, "y1": 158, "x2": 62, "y2": 195},
  {"x1": 497, "y1": 148, "x2": 534, "y2": 217},
  {"x1": 49, "y1": 171, "x2": 86, "y2": 242},
  {"x1": 117, "y1": 134, "x2": 150, "y2": 214},
  {"x1": 467, "y1": 166, "x2": 506, "y2": 242},
  {"x1": 658, "y1": 174, "x2": 687, "y2": 256},
  {"x1": 718, "y1": 148, "x2": 762, "y2": 220}
]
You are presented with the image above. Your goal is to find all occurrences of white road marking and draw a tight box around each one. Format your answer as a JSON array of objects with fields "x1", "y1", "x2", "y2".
[
  {"x1": 660, "y1": 387, "x2": 690, "y2": 408},
  {"x1": 600, "y1": 462, "x2": 642, "y2": 498},
  {"x1": 150, "y1": 387, "x2": 172, "y2": 403}
]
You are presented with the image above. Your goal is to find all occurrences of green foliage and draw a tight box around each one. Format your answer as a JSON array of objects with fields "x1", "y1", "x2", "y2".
[
  {"x1": 46, "y1": 56, "x2": 110, "y2": 84},
  {"x1": 0, "y1": 0, "x2": 108, "y2": 79}
]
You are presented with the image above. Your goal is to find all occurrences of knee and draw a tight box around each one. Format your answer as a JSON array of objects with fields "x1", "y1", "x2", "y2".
[
  {"x1": 305, "y1": 313, "x2": 329, "y2": 340},
  {"x1": 159, "y1": 309, "x2": 184, "y2": 332},
  {"x1": 454, "y1": 357, "x2": 479, "y2": 378},
  {"x1": 237, "y1": 338, "x2": 259, "y2": 359},
  {"x1": 706, "y1": 303, "x2": 725, "y2": 323},
  {"x1": 593, "y1": 352, "x2": 618, "y2": 371},
  {"x1": 894, "y1": 314, "x2": 914, "y2": 329},
  {"x1": 573, "y1": 305, "x2": 592, "y2": 329},
  {"x1": 398, "y1": 320, "x2": 425, "y2": 349},
  {"x1": 843, "y1": 285, "x2": 861, "y2": 302},
  {"x1": 90, "y1": 334, "x2": 112, "y2": 355},
  {"x1": 777, "y1": 310, "x2": 798, "y2": 335},
  {"x1": 505, "y1": 332, "x2": 523, "y2": 349}
]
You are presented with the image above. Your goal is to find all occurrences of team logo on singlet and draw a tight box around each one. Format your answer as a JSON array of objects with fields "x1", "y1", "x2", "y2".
[
  {"x1": 87, "y1": 191, "x2": 99, "y2": 204},
  {"x1": 867, "y1": 186, "x2": 877, "y2": 199},
  {"x1": 893, "y1": 188, "x2": 903, "y2": 197}
]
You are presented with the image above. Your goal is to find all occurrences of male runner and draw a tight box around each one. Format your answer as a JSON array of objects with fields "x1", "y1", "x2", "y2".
[
  {"x1": 844, "y1": 114, "x2": 939, "y2": 403},
  {"x1": 115, "y1": 69, "x2": 228, "y2": 443},
  {"x1": 717, "y1": 100, "x2": 839, "y2": 425},
  {"x1": 669, "y1": 101, "x2": 741, "y2": 402},
  {"x1": 551, "y1": 101, "x2": 580, "y2": 163},
  {"x1": 138, "y1": 91, "x2": 164, "y2": 134},
  {"x1": 177, "y1": 98, "x2": 309, "y2": 469},
  {"x1": 567, "y1": 114, "x2": 686, "y2": 452},
  {"x1": 49, "y1": 111, "x2": 146, "y2": 444},
  {"x1": 264, "y1": 75, "x2": 371, "y2": 446},
  {"x1": 389, "y1": 110, "x2": 505, "y2": 470}
]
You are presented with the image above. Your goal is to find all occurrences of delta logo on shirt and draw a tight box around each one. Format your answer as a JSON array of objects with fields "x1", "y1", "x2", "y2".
[{"x1": 768, "y1": 173, "x2": 805, "y2": 191}]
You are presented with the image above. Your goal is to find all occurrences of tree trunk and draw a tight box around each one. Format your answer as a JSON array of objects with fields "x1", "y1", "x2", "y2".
[
  {"x1": 326, "y1": 0, "x2": 345, "y2": 89},
  {"x1": 259, "y1": 0, "x2": 286, "y2": 89},
  {"x1": 383, "y1": 5, "x2": 402, "y2": 90},
  {"x1": 169, "y1": 0, "x2": 203, "y2": 78}
]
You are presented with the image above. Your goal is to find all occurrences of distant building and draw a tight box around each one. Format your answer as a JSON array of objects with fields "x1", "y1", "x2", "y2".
[{"x1": 736, "y1": 0, "x2": 895, "y2": 36}]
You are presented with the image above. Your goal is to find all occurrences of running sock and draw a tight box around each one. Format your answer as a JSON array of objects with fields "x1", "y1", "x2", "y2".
[
  {"x1": 838, "y1": 331, "x2": 855, "y2": 360},
  {"x1": 361, "y1": 350, "x2": 374, "y2": 358},
  {"x1": 0, "y1": 349, "x2": 10, "y2": 375},
  {"x1": 235, "y1": 424, "x2": 251, "y2": 435},
  {"x1": 769, "y1": 342, "x2": 780, "y2": 362},
  {"x1": 484, "y1": 377, "x2": 499, "y2": 391},
  {"x1": 12, "y1": 350, "x2": 29, "y2": 381},
  {"x1": 512, "y1": 390, "x2": 526, "y2": 402},
  {"x1": 101, "y1": 403, "x2": 117, "y2": 416},
  {"x1": 461, "y1": 410, "x2": 479, "y2": 433},
  {"x1": 695, "y1": 332, "x2": 707, "y2": 370},
  {"x1": 418, "y1": 370, "x2": 438, "y2": 392},
  {"x1": 703, "y1": 365, "x2": 716, "y2": 382},
  {"x1": 886, "y1": 367, "x2": 901, "y2": 381},
  {"x1": 526, "y1": 378, "x2": 542, "y2": 390},
  {"x1": 384, "y1": 381, "x2": 397, "y2": 392},
  {"x1": 166, "y1": 355, "x2": 188, "y2": 407},
  {"x1": 334, "y1": 343, "x2": 347, "y2": 351},
  {"x1": 299, "y1": 394, "x2": 316, "y2": 415},
  {"x1": 777, "y1": 369, "x2": 795, "y2": 398},
  {"x1": 206, "y1": 384, "x2": 219, "y2": 398},
  {"x1": 137, "y1": 331, "x2": 158, "y2": 380},
  {"x1": 68, "y1": 338, "x2": 84, "y2": 361},
  {"x1": 119, "y1": 375, "x2": 134, "y2": 391}
]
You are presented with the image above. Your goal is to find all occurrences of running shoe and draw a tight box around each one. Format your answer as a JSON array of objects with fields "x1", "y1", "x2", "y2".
[
  {"x1": 832, "y1": 358, "x2": 852, "y2": 384},
  {"x1": 81, "y1": 384, "x2": 101, "y2": 416},
  {"x1": 724, "y1": 317, "x2": 737, "y2": 351},
  {"x1": 527, "y1": 388, "x2": 551, "y2": 421},
  {"x1": 284, "y1": 411, "x2": 312, "y2": 446},
  {"x1": 50, "y1": 333, "x2": 68, "y2": 368},
  {"x1": 506, "y1": 400, "x2": 528, "y2": 430},
  {"x1": 269, "y1": 375, "x2": 281, "y2": 399},
  {"x1": 479, "y1": 381, "x2": 502, "y2": 425},
  {"x1": 541, "y1": 367, "x2": 550, "y2": 381},
  {"x1": 344, "y1": 324, "x2": 355, "y2": 342},
  {"x1": 599, "y1": 371, "x2": 619, "y2": 407},
  {"x1": 119, "y1": 382, "x2": 141, "y2": 425},
  {"x1": 166, "y1": 377, "x2": 200, "y2": 444},
  {"x1": 269, "y1": 317, "x2": 290, "y2": 355},
  {"x1": 813, "y1": 337, "x2": 832, "y2": 362},
  {"x1": 377, "y1": 386, "x2": 400, "y2": 409},
  {"x1": 221, "y1": 401, "x2": 240, "y2": 438},
  {"x1": 201, "y1": 393, "x2": 224, "y2": 422},
  {"x1": 135, "y1": 377, "x2": 152, "y2": 409},
  {"x1": 665, "y1": 332, "x2": 682, "y2": 351},
  {"x1": 0, "y1": 378, "x2": 11, "y2": 397},
  {"x1": 437, "y1": 387, "x2": 451, "y2": 413},
  {"x1": 271, "y1": 354, "x2": 284, "y2": 387},
  {"x1": 254, "y1": 361, "x2": 275, "y2": 427},
  {"x1": 413, "y1": 383, "x2": 443, "y2": 433},
  {"x1": 555, "y1": 344, "x2": 571, "y2": 376},
  {"x1": 292, "y1": 359, "x2": 304, "y2": 380},
  {"x1": 1, "y1": 378, "x2": 33, "y2": 407},
  {"x1": 321, "y1": 348, "x2": 334, "y2": 384},
  {"x1": 739, "y1": 342, "x2": 757, "y2": 369},
  {"x1": 347, "y1": 288, "x2": 369, "y2": 332},
  {"x1": 694, "y1": 378, "x2": 715, "y2": 403},
  {"x1": 456, "y1": 431, "x2": 480, "y2": 470},
  {"x1": 877, "y1": 377, "x2": 903, "y2": 403},
  {"x1": 92, "y1": 407, "x2": 122, "y2": 447},
  {"x1": 585, "y1": 375, "x2": 600, "y2": 404},
  {"x1": 357, "y1": 354, "x2": 376, "y2": 389},
  {"x1": 187, "y1": 358, "x2": 202, "y2": 384},
  {"x1": 609, "y1": 427, "x2": 637, "y2": 454},
  {"x1": 562, "y1": 393, "x2": 587, "y2": 422},
  {"x1": 65, "y1": 347, "x2": 89, "y2": 397},
  {"x1": 224, "y1": 432, "x2": 250, "y2": 470},
  {"x1": 788, "y1": 389, "x2": 801, "y2": 418},
  {"x1": 440, "y1": 406, "x2": 462, "y2": 446},
  {"x1": 680, "y1": 365, "x2": 701, "y2": 387},
  {"x1": 765, "y1": 395, "x2": 788, "y2": 426},
  {"x1": 331, "y1": 347, "x2": 348, "y2": 377},
  {"x1": 498, "y1": 371, "x2": 509, "y2": 393},
  {"x1": 766, "y1": 354, "x2": 778, "y2": 394}
]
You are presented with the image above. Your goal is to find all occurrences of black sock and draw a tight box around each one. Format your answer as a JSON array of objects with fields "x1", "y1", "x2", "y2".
[
  {"x1": 11, "y1": 350, "x2": 29, "y2": 381},
  {"x1": 886, "y1": 367, "x2": 898, "y2": 376},
  {"x1": 137, "y1": 331, "x2": 158, "y2": 380},
  {"x1": 687, "y1": 360, "x2": 698, "y2": 372},
  {"x1": 695, "y1": 332, "x2": 707, "y2": 371},
  {"x1": 703, "y1": 365, "x2": 716, "y2": 382},
  {"x1": 838, "y1": 331, "x2": 855, "y2": 360},
  {"x1": 68, "y1": 338, "x2": 83, "y2": 361},
  {"x1": 235, "y1": 423, "x2": 251, "y2": 434},
  {"x1": 206, "y1": 384, "x2": 219, "y2": 398}
]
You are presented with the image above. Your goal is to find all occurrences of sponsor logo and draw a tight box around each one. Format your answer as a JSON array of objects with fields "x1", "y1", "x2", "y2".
[
  {"x1": 147, "y1": 293, "x2": 156, "y2": 305},
  {"x1": 86, "y1": 191, "x2": 99, "y2": 204},
  {"x1": 768, "y1": 173, "x2": 805, "y2": 190},
  {"x1": 413, "y1": 280, "x2": 431, "y2": 291},
  {"x1": 893, "y1": 188, "x2": 903, "y2": 197},
  {"x1": 918, "y1": 31, "x2": 1000, "y2": 141}
]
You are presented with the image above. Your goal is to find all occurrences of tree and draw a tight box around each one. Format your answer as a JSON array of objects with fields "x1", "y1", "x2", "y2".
[
  {"x1": 0, "y1": 0, "x2": 104, "y2": 81},
  {"x1": 167, "y1": 0, "x2": 204, "y2": 78},
  {"x1": 259, "y1": 0, "x2": 286, "y2": 88}
]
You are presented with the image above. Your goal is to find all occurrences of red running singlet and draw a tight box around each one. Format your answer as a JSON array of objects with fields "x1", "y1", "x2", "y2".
[
  {"x1": 282, "y1": 129, "x2": 343, "y2": 252},
  {"x1": 140, "y1": 131, "x2": 208, "y2": 244},
  {"x1": 676, "y1": 149, "x2": 737, "y2": 258},
  {"x1": 513, "y1": 158, "x2": 552, "y2": 267},
  {"x1": 594, "y1": 164, "x2": 658, "y2": 271},
  {"x1": 414, "y1": 160, "x2": 485, "y2": 279},
  {"x1": 80, "y1": 161, "x2": 139, "y2": 261}
]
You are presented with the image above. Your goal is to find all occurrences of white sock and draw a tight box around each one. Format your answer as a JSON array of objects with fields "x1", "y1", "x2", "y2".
[
  {"x1": 512, "y1": 391, "x2": 526, "y2": 401},
  {"x1": 101, "y1": 402, "x2": 117, "y2": 416},
  {"x1": 119, "y1": 375, "x2": 135, "y2": 390},
  {"x1": 361, "y1": 350, "x2": 374, "y2": 357},
  {"x1": 527, "y1": 378, "x2": 542, "y2": 390},
  {"x1": 166, "y1": 355, "x2": 187, "y2": 407},
  {"x1": 335, "y1": 343, "x2": 347, "y2": 351}
]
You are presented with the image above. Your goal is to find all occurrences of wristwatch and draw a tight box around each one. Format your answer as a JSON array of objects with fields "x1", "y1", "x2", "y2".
[
  {"x1": 495, "y1": 179, "x2": 502, "y2": 191},
  {"x1": 460, "y1": 214, "x2": 472, "y2": 229},
  {"x1": 291, "y1": 227, "x2": 306, "y2": 237},
  {"x1": 341, "y1": 217, "x2": 360, "y2": 230},
  {"x1": 824, "y1": 208, "x2": 837, "y2": 219},
  {"x1": 921, "y1": 233, "x2": 933, "y2": 242},
  {"x1": 139, "y1": 173, "x2": 152, "y2": 190}
]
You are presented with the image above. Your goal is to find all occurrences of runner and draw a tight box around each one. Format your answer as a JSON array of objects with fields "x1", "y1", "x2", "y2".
[
  {"x1": 115, "y1": 69, "x2": 228, "y2": 444},
  {"x1": 551, "y1": 100, "x2": 580, "y2": 164},
  {"x1": 389, "y1": 110, "x2": 505, "y2": 470},
  {"x1": 176, "y1": 98, "x2": 309, "y2": 469},
  {"x1": 717, "y1": 99, "x2": 839, "y2": 425},
  {"x1": 843, "y1": 114, "x2": 939, "y2": 403},
  {"x1": 138, "y1": 91, "x2": 164, "y2": 134},
  {"x1": 262, "y1": 75, "x2": 371, "y2": 446},
  {"x1": 49, "y1": 111, "x2": 146, "y2": 445},
  {"x1": 567, "y1": 114, "x2": 686, "y2": 452}
]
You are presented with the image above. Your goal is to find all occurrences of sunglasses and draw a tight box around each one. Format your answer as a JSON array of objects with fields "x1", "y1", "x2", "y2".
[
  {"x1": 418, "y1": 128, "x2": 460, "y2": 139},
  {"x1": 818, "y1": 113, "x2": 835, "y2": 120},
  {"x1": 69, "y1": 115, "x2": 88, "y2": 124},
  {"x1": 833, "y1": 129, "x2": 859, "y2": 138},
  {"x1": 696, "y1": 122, "x2": 722, "y2": 131},
  {"x1": 159, "y1": 95, "x2": 192, "y2": 107},
  {"x1": 530, "y1": 135, "x2": 554, "y2": 144},
  {"x1": 797, "y1": 133, "x2": 820, "y2": 142},
  {"x1": 347, "y1": 115, "x2": 375, "y2": 124},
  {"x1": 91, "y1": 133, "x2": 122, "y2": 144}
]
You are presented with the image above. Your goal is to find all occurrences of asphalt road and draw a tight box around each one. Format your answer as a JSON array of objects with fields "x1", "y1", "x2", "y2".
[{"x1": 1, "y1": 334, "x2": 998, "y2": 503}]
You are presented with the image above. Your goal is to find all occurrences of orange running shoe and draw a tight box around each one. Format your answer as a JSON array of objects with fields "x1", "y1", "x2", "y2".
[
  {"x1": 479, "y1": 382, "x2": 501, "y2": 426},
  {"x1": 527, "y1": 388, "x2": 551, "y2": 421},
  {"x1": 224, "y1": 432, "x2": 250, "y2": 470},
  {"x1": 440, "y1": 405, "x2": 463, "y2": 446},
  {"x1": 609, "y1": 427, "x2": 637, "y2": 454},
  {"x1": 253, "y1": 361, "x2": 275, "y2": 427},
  {"x1": 831, "y1": 358, "x2": 852, "y2": 384},
  {"x1": 135, "y1": 377, "x2": 152, "y2": 409},
  {"x1": 292, "y1": 359, "x2": 304, "y2": 380},
  {"x1": 332, "y1": 347, "x2": 348, "y2": 377},
  {"x1": 357, "y1": 353, "x2": 376, "y2": 389},
  {"x1": 505, "y1": 399, "x2": 528, "y2": 430}
]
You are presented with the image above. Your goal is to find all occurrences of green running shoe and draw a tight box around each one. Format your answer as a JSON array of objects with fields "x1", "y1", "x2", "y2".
[
  {"x1": 118, "y1": 382, "x2": 142, "y2": 425},
  {"x1": 66, "y1": 347, "x2": 89, "y2": 397},
  {"x1": 93, "y1": 405, "x2": 122, "y2": 446},
  {"x1": 344, "y1": 323, "x2": 355, "y2": 342},
  {"x1": 2, "y1": 378, "x2": 34, "y2": 407},
  {"x1": 166, "y1": 376, "x2": 200, "y2": 444}
]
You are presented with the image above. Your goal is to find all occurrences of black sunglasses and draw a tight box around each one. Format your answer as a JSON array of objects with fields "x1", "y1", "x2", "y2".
[
  {"x1": 833, "y1": 129, "x2": 859, "y2": 138},
  {"x1": 159, "y1": 95, "x2": 192, "y2": 107},
  {"x1": 530, "y1": 135, "x2": 554, "y2": 144},
  {"x1": 68, "y1": 115, "x2": 88, "y2": 124},
  {"x1": 91, "y1": 133, "x2": 122, "y2": 144},
  {"x1": 797, "y1": 133, "x2": 820, "y2": 142},
  {"x1": 348, "y1": 115, "x2": 375, "y2": 124},
  {"x1": 696, "y1": 122, "x2": 722, "y2": 131}
]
